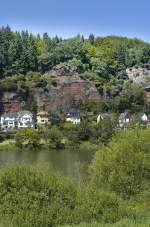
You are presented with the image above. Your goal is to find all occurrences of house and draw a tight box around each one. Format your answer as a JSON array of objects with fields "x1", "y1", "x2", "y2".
[
  {"x1": 0, "y1": 112, "x2": 18, "y2": 131},
  {"x1": 37, "y1": 111, "x2": 49, "y2": 125},
  {"x1": 136, "y1": 112, "x2": 148, "y2": 122},
  {"x1": 97, "y1": 113, "x2": 110, "y2": 123},
  {"x1": 17, "y1": 111, "x2": 34, "y2": 128},
  {"x1": 66, "y1": 108, "x2": 80, "y2": 124},
  {"x1": 119, "y1": 112, "x2": 131, "y2": 128},
  {"x1": 51, "y1": 118, "x2": 60, "y2": 126}
]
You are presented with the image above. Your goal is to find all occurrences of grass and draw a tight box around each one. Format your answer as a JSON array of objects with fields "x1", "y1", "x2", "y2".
[
  {"x1": 0, "y1": 219, "x2": 149, "y2": 227},
  {"x1": 59, "y1": 219, "x2": 150, "y2": 227},
  {"x1": 0, "y1": 141, "x2": 17, "y2": 152}
]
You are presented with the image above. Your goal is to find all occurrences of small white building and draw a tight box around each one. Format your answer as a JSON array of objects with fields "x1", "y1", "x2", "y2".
[
  {"x1": 0, "y1": 113, "x2": 18, "y2": 131},
  {"x1": 17, "y1": 111, "x2": 34, "y2": 128},
  {"x1": 97, "y1": 113, "x2": 110, "y2": 123},
  {"x1": 66, "y1": 108, "x2": 80, "y2": 124},
  {"x1": 119, "y1": 112, "x2": 131, "y2": 128},
  {"x1": 137, "y1": 112, "x2": 148, "y2": 122},
  {"x1": 37, "y1": 111, "x2": 49, "y2": 125}
]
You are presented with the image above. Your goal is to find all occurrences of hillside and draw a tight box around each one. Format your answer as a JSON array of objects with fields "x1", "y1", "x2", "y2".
[{"x1": 0, "y1": 26, "x2": 150, "y2": 113}]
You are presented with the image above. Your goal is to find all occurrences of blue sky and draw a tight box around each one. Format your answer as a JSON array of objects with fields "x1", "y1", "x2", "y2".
[{"x1": 1, "y1": 0, "x2": 150, "y2": 42}]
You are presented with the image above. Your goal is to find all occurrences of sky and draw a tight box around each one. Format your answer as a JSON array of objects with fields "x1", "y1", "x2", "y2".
[{"x1": 0, "y1": 0, "x2": 150, "y2": 42}]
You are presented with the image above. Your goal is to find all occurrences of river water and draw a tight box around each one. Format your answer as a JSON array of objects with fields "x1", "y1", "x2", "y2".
[{"x1": 0, "y1": 148, "x2": 93, "y2": 182}]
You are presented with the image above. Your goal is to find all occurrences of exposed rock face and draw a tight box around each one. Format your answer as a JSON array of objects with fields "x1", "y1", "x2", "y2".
[
  {"x1": 47, "y1": 65, "x2": 83, "y2": 77},
  {"x1": 126, "y1": 67, "x2": 150, "y2": 84},
  {"x1": 126, "y1": 67, "x2": 150, "y2": 103},
  {"x1": 34, "y1": 77, "x2": 102, "y2": 111},
  {"x1": 0, "y1": 91, "x2": 23, "y2": 114},
  {"x1": 0, "y1": 77, "x2": 102, "y2": 113}
]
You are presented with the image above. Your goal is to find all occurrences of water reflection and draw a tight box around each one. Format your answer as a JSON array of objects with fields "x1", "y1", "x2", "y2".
[{"x1": 0, "y1": 148, "x2": 93, "y2": 182}]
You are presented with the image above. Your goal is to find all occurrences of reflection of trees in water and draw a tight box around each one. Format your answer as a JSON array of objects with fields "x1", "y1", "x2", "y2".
[{"x1": 0, "y1": 148, "x2": 92, "y2": 183}]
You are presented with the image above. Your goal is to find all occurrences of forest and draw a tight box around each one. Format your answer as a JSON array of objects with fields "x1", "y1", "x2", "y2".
[{"x1": 1, "y1": 25, "x2": 150, "y2": 79}]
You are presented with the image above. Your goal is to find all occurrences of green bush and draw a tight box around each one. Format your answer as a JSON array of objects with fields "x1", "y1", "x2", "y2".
[
  {"x1": 0, "y1": 165, "x2": 77, "y2": 227},
  {"x1": 90, "y1": 129, "x2": 150, "y2": 198},
  {"x1": 75, "y1": 187, "x2": 123, "y2": 224},
  {"x1": 48, "y1": 126, "x2": 65, "y2": 149},
  {"x1": 15, "y1": 128, "x2": 40, "y2": 149}
]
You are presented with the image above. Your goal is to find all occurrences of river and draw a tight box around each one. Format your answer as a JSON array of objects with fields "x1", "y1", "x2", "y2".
[{"x1": 0, "y1": 148, "x2": 93, "y2": 182}]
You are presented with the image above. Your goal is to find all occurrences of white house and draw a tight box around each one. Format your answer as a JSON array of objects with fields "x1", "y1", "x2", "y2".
[
  {"x1": 0, "y1": 111, "x2": 34, "y2": 131},
  {"x1": 137, "y1": 112, "x2": 148, "y2": 122},
  {"x1": 97, "y1": 113, "x2": 110, "y2": 123},
  {"x1": 119, "y1": 112, "x2": 131, "y2": 128},
  {"x1": 66, "y1": 108, "x2": 80, "y2": 124},
  {"x1": 0, "y1": 113, "x2": 18, "y2": 131},
  {"x1": 17, "y1": 111, "x2": 34, "y2": 128},
  {"x1": 37, "y1": 111, "x2": 49, "y2": 125}
]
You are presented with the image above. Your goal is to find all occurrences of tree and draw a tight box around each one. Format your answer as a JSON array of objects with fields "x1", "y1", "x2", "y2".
[
  {"x1": 76, "y1": 121, "x2": 93, "y2": 141},
  {"x1": 89, "y1": 33, "x2": 95, "y2": 45},
  {"x1": 48, "y1": 126, "x2": 64, "y2": 149},
  {"x1": 90, "y1": 129, "x2": 150, "y2": 198},
  {"x1": 38, "y1": 53, "x2": 53, "y2": 73},
  {"x1": 90, "y1": 53, "x2": 112, "y2": 81},
  {"x1": 0, "y1": 25, "x2": 13, "y2": 76},
  {"x1": 116, "y1": 44, "x2": 127, "y2": 67},
  {"x1": 15, "y1": 128, "x2": 40, "y2": 148}
]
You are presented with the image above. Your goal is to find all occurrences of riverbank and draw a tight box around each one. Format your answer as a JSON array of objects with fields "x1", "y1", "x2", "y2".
[{"x1": 0, "y1": 140, "x2": 17, "y2": 152}]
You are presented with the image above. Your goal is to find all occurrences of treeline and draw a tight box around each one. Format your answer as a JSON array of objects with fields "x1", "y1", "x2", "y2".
[{"x1": 0, "y1": 25, "x2": 150, "y2": 80}]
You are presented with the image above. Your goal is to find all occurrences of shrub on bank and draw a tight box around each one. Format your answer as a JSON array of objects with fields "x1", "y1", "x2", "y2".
[{"x1": 0, "y1": 165, "x2": 126, "y2": 227}]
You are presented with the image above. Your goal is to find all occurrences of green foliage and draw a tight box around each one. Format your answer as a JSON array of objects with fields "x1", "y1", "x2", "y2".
[
  {"x1": 76, "y1": 187, "x2": 123, "y2": 223},
  {"x1": 48, "y1": 126, "x2": 64, "y2": 149},
  {"x1": 90, "y1": 129, "x2": 150, "y2": 198},
  {"x1": 0, "y1": 165, "x2": 77, "y2": 227},
  {"x1": 0, "y1": 25, "x2": 150, "y2": 117},
  {"x1": 1, "y1": 26, "x2": 150, "y2": 80},
  {"x1": 79, "y1": 141, "x2": 100, "y2": 154},
  {"x1": 95, "y1": 119, "x2": 114, "y2": 143},
  {"x1": 15, "y1": 128, "x2": 40, "y2": 148},
  {"x1": 58, "y1": 219, "x2": 150, "y2": 227},
  {"x1": 0, "y1": 128, "x2": 149, "y2": 226},
  {"x1": 109, "y1": 82, "x2": 145, "y2": 112},
  {"x1": 0, "y1": 131, "x2": 17, "y2": 142},
  {"x1": 26, "y1": 71, "x2": 48, "y2": 88}
]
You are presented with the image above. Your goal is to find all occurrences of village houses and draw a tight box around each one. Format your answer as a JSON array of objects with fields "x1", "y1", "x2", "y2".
[
  {"x1": 97, "y1": 113, "x2": 110, "y2": 123},
  {"x1": 1, "y1": 108, "x2": 150, "y2": 131},
  {"x1": 119, "y1": 112, "x2": 131, "y2": 128},
  {"x1": 36, "y1": 111, "x2": 49, "y2": 125},
  {"x1": 0, "y1": 111, "x2": 34, "y2": 131},
  {"x1": 66, "y1": 108, "x2": 81, "y2": 124}
]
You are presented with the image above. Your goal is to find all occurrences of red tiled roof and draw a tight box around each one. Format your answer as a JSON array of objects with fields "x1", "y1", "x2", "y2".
[{"x1": 37, "y1": 111, "x2": 48, "y2": 117}]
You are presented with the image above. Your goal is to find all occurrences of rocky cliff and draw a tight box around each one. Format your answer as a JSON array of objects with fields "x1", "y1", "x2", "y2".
[
  {"x1": 0, "y1": 90, "x2": 25, "y2": 114},
  {"x1": 0, "y1": 76, "x2": 102, "y2": 113},
  {"x1": 126, "y1": 67, "x2": 150, "y2": 84},
  {"x1": 126, "y1": 67, "x2": 150, "y2": 103},
  {"x1": 33, "y1": 76, "x2": 102, "y2": 111}
]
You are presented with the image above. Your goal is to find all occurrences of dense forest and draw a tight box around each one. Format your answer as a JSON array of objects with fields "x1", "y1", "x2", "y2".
[{"x1": 1, "y1": 25, "x2": 150, "y2": 78}]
